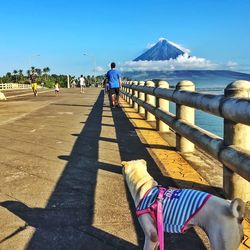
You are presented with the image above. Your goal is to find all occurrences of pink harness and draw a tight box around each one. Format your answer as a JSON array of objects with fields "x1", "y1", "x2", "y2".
[
  {"x1": 136, "y1": 186, "x2": 211, "y2": 250},
  {"x1": 136, "y1": 186, "x2": 166, "y2": 250}
]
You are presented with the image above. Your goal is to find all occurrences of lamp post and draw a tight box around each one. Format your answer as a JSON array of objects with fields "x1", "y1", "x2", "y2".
[
  {"x1": 29, "y1": 54, "x2": 40, "y2": 69},
  {"x1": 83, "y1": 53, "x2": 96, "y2": 86}
]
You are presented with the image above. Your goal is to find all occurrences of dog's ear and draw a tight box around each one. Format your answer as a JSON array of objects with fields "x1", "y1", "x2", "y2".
[
  {"x1": 139, "y1": 159, "x2": 147, "y2": 166},
  {"x1": 121, "y1": 161, "x2": 128, "y2": 168},
  {"x1": 230, "y1": 198, "x2": 245, "y2": 220},
  {"x1": 121, "y1": 159, "x2": 147, "y2": 168}
]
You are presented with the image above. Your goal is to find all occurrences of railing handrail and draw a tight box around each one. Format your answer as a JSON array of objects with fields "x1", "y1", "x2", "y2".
[
  {"x1": 122, "y1": 82, "x2": 250, "y2": 126},
  {"x1": 121, "y1": 79, "x2": 250, "y2": 201},
  {"x1": 0, "y1": 83, "x2": 31, "y2": 90},
  {"x1": 124, "y1": 90, "x2": 250, "y2": 181}
]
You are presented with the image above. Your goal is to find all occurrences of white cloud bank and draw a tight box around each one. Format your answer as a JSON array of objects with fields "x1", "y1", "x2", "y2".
[
  {"x1": 118, "y1": 38, "x2": 248, "y2": 72},
  {"x1": 120, "y1": 53, "x2": 217, "y2": 72},
  {"x1": 96, "y1": 38, "x2": 248, "y2": 74},
  {"x1": 95, "y1": 66, "x2": 105, "y2": 72}
]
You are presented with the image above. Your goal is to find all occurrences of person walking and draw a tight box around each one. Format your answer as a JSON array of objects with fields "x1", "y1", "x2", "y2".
[
  {"x1": 106, "y1": 62, "x2": 122, "y2": 108},
  {"x1": 30, "y1": 70, "x2": 38, "y2": 96},
  {"x1": 71, "y1": 79, "x2": 76, "y2": 88},
  {"x1": 55, "y1": 81, "x2": 60, "y2": 96},
  {"x1": 79, "y1": 75, "x2": 85, "y2": 93}
]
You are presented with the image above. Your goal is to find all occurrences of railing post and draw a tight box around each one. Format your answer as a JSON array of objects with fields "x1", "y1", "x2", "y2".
[
  {"x1": 156, "y1": 81, "x2": 170, "y2": 132},
  {"x1": 133, "y1": 81, "x2": 138, "y2": 111},
  {"x1": 139, "y1": 81, "x2": 145, "y2": 115},
  {"x1": 146, "y1": 80, "x2": 156, "y2": 121},
  {"x1": 129, "y1": 81, "x2": 133, "y2": 106},
  {"x1": 176, "y1": 80, "x2": 195, "y2": 153},
  {"x1": 123, "y1": 81, "x2": 126, "y2": 101},
  {"x1": 223, "y1": 80, "x2": 250, "y2": 201},
  {"x1": 131, "y1": 81, "x2": 135, "y2": 108},
  {"x1": 125, "y1": 81, "x2": 129, "y2": 103},
  {"x1": 121, "y1": 81, "x2": 123, "y2": 99}
]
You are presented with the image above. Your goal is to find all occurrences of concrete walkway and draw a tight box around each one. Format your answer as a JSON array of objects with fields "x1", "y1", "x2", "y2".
[{"x1": 0, "y1": 88, "x2": 249, "y2": 249}]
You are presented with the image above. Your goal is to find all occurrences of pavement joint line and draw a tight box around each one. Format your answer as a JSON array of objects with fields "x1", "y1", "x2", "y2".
[
  {"x1": 0, "y1": 133, "x2": 68, "y2": 152},
  {"x1": 0, "y1": 223, "x2": 29, "y2": 244},
  {"x1": 5, "y1": 89, "x2": 54, "y2": 99},
  {"x1": 0, "y1": 103, "x2": 60, "y2": 127},
  {"x1": 72, "y1": 226, "x2": 119, "y2": 248},
  {"x1": 1, "y1": 192, "x2": 25, "y2": 204},
  {"x1": 0, "y1": 144, "x2": 61, "y2": 162},
  {"x1": 0, "y1": 162, "x2": 57, "y2": 184}
]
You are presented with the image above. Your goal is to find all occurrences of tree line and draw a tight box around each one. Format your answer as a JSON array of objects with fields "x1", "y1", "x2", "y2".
[{"x1": 0, "y1": 67, "x2": 106, "y2": 88}]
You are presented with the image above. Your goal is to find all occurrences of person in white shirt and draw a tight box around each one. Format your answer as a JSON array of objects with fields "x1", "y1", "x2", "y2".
[
  {"x1": 55, "y1": 81, "x2": 60, "y2": 96},
  {"x1": 79, "y1": 75, "x2": 85, "y2": 93}
]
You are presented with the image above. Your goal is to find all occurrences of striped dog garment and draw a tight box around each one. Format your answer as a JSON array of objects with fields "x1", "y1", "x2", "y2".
[{"x1": 136, "y1": 186, "x2": 212, "y2": 233}]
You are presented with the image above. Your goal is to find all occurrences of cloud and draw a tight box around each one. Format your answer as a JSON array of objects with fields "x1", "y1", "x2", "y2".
[
  {"x1": 167, "y1": 40, "x2": 191, "y2": 54},
  {"x1": 119, "y1": 38, "x2": 214, "y2": 72},
  {"x1": 225, "y1": 61, "x2": 238, "y2": 70},
  {"x1": 95, "y1": 66, "x2": 105, "y2": 72},
  {"x1": 120, "y1": 53, "x2": 217, "y2": 72},
  {"x1": 146, "y1": 43, "x2": 155, "y2": 49}
]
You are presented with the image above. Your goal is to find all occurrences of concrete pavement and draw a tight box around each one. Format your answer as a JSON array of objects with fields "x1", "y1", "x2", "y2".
[{"x1": 0, "y1": 88, "x2": 249, "y2": 249}]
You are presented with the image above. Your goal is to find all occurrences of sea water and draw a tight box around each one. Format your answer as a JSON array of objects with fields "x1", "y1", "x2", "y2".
[{"x1": 167, "y1": 77, "x2": 233, "y2": 138}]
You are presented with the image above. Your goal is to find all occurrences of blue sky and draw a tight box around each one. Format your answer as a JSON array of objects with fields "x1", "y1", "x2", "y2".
[{"x1": 0, "y1": 0, "x2": 249, "y2": 76}]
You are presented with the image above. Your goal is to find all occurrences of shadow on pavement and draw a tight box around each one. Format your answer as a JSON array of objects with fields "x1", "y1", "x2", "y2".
[
  {"x1": 1, "y1": 90, "x2": 214, "y2": 249},
  {"x1": 111, "y1": 102, "x2": 213, "y2": 250},
  {"x1": 1, "y1": 91, "x2": 137, "y2": 249}
]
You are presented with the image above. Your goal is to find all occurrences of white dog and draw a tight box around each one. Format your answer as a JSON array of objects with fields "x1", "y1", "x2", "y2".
[{"x1": 122, "y1": 159, "x2": 245, "y2": 250}]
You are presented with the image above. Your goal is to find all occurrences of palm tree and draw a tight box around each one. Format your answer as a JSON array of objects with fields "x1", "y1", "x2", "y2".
[
  {"x1": 43, "y1": 67, "x2": 50, "y2": 80},
  {"x1": 6, "y1": 72, "x2": 12, "y2": 82},
  {"x1": 18, "y1": 69, "x2": 23, "y2": 81},
  {"x1": 13, "y1": 70, "x2": 18, "y2": 82},
  {"x1": 35, "y1": 68, "x2": 42, "y2": 77}
]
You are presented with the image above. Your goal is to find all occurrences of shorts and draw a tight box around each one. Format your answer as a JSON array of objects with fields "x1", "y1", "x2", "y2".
[
  {"x1": 31, "y1": 83, "x2": 37, "y2": 90},
  {"x1": 109, "y1": 88, "x2": 120, "y2": 95}
]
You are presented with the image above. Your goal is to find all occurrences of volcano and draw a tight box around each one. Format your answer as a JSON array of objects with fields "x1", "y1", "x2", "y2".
[{"x1": 134, "y1": 38, "x2": 185, "y2": 61}]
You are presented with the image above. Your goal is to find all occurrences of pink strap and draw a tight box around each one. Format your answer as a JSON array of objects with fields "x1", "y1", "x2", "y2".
[
  {"x1": 157, "y1": 188, "x2": 165, "y2": 250},
  {"x1": 136, "y1": 186, "x2": 166, "y2": 250}
]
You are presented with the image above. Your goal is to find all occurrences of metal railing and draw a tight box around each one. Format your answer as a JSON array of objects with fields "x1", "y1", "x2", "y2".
[
  {"x1": 121, "y1": 80, "x2": 250, "y2": 201},
  {"x1": 0, "y1": 83, "x2": 31, "y2": 90}
]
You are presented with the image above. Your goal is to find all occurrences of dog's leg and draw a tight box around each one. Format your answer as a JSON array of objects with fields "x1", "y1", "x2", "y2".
[
  {"x1": 209, "y1": 229, "x2": 225, "y2": 250},
  {"x1": 138, "y1": 214, "x2": 158, "y2": 250}
]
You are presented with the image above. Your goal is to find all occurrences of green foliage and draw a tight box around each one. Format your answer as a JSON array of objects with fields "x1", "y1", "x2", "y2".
[
  {"x1": 0, "y1": 66, "x2": 102, "y2": 88},
  {"x1": 44, "y1": 80, "x2": 55, "y2": 88},
  {"x1": 19, "y1": 79, "x2": 30, "y2": 84}
]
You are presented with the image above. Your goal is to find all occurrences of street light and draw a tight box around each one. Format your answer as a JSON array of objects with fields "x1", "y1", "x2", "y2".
[
  {"x1": 29, "y1": 54, "x2": 40, "y2": 69},
  {"x1": 83, "y1": 53, "x2": 96, "y2": 86}
]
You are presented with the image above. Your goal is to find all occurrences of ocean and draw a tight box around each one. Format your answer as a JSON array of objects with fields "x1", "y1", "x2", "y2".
[
  {"x1": 167, "y1": 77, "x2": 237, "y2": 138},
  {"x1": 124, "y1": 70, "x2": 250, "y2": 138}
]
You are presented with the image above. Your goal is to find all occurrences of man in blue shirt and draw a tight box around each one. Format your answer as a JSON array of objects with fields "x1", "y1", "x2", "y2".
[{"x1": 106, "y1": 62, "x2": 122, "y2": 107}]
